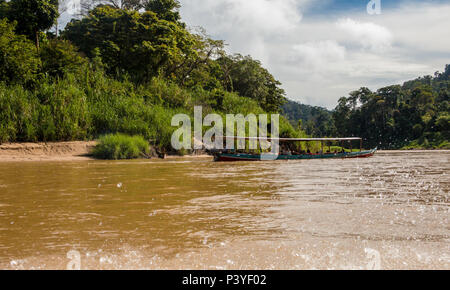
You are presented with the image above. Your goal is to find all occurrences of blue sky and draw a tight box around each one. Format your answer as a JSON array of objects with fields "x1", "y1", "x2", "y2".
[
  {"x1": 306, "y1": 0, "x2": 385, "y2": 15},
  {"x1": 60, "y1": 0, "x2": 450, "y2": 108},
  {"x1": 304, "y1": 0, "x2": 449, "y2": 16}
]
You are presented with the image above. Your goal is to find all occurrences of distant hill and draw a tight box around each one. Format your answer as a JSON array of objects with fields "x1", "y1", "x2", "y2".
[
  {"x1": 282, "y1": 65, "x2": 449, "y2": 149},
  {"x1": 332, "y1": 64, "x2": 449, "y2": 149},
  {"x1": 281, "y1": 100, "x2": 335, "y2": 137}
]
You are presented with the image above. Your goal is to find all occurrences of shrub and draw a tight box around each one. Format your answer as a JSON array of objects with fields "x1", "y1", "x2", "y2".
[
  {"x1": 0, "y1": 19, "x2": 40, "y2": 85},
  {"x1": 0, "y1": 63, "x2": 304, "y2": 151},
  {"x1": 40, "y1": 39, "x2": 87, "y2": 78},
  {"x1": 0, "y1": 83, "x2": 38, "y2": 142},
  {"x1": 92, "y1": 134, "x2": 150, "y2": 160}
]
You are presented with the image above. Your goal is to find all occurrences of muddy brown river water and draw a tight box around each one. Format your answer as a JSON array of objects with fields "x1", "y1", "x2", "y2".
[{"x1": 0, "y1": 151, "x2": 449, "y2": 269}]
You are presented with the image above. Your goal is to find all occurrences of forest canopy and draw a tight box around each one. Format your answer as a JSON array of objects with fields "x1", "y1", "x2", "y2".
[
  {"x1": 332, "y1": 65, "x2": 449, "y2": 149},
  {"x1": 282, "y1": 65, "x2": 449, "y2": 149}
]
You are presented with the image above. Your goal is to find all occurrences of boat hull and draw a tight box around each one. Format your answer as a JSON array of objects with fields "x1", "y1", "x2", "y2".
[{"x1": 214, "y1": 149, "x2": 377, "y2": 162}]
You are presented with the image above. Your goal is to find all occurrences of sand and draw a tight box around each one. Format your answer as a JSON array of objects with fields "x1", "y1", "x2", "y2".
[
  {"x1": 0, "y1": 142, "x2": 212, "y2": 162},
  {"x1": 0, "y1": 141, "x2": 97, "y2": 162}
]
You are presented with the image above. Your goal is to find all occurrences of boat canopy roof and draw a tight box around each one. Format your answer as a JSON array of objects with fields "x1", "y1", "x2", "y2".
[{"x1": 224, "y1": 136, "x2": 362, "y2": 142}]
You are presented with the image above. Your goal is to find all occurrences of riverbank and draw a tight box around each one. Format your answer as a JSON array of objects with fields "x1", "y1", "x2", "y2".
[
  {"x1": 0, "y1": 141, "x2": 97, "y2": 162},
  {"x1": 0, "y1": 142, "x2": 211, "y2": 162},
  {"x1": 0, "y1": 142, "x2": 448, "y2": 162},
  {"x1": 377, "y1": 149, "x2": 450, "y2": 153}
]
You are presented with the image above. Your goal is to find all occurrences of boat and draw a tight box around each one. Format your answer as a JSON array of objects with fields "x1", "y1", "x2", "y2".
[{"x1": 213, "y1": 137, "x2": 377, "y2": 162}]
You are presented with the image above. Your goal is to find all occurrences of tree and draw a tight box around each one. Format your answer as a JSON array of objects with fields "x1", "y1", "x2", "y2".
[
  {"x1": 78, "y1": 0, "x2": 179, "y2": 15},
  {"x1": 53, "y1": 0, "x2": 65, "y2": 37},
  {"x1": 167, "y1": 29, "x2": 225, "y2": 88},
  {"x1": 144, "y1": 0, "x2": 181, "y2": 22},
  {"x1": 63, "y1": 5, "x2": 195, "y2": 82},
  {"x1": 333, "y1": 97, "x2": 351, "y2": 137},
  {"x1": 105, "y1": 0, "x2": 143, "y2": 9},
  {"x1": 40, "y1": 39, "x2": 87, "y2": 78},
  {"x1": 0, "y1": 19, "x2": 41, "y2": 85},
  {"x1": 0, "y1": 0, "x2": 8, "y2": 15},
  {"x1": 2, "y1": 0, "x2": 58, "y2": 50},
  {"x1": 217, "y1": 54, "x2": 286, "y2": 112},
  {"x1": 435, "y1": 113, "x2": 450, "y2": 138},
  {"x1": 331, "y1": 65, "x2": 449, "y2": 149}
]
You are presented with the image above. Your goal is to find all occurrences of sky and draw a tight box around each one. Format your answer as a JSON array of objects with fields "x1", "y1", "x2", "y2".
[
  {"x1": 178, "y1": 0, "x2": 450, "y2": 108},
  {"x1": 60, "y1": 0, "x2": 450, "y2": 109}
]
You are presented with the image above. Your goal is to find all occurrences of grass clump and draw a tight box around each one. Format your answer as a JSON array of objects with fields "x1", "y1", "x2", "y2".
[{"x1": 93, "y1": 134, "x2": 149, "y2": 160}]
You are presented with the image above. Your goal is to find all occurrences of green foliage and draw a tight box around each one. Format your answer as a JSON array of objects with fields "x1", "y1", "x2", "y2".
[
  {"x1": 279, "y1": 116, "x2": 301, "y2": 138},
  {"x1": 283, "y1": 64, "x2": 449, "y2": 150},
  {"x1": 332, "y1": 66, "x2": 450, "y2": 149},
  {"x1": 282, "y1": 99, "x2": 335, "y2": 137},
  {"x1": 0, "y1": 1, "x2": 303, "y2": 153},
  {"x1": 145, "y1": 0, "x2": 181, "y2": 21},
  {"x1": 435, "y1": 112, "x2": 449, "y2": 132},
  {"x1": 0, "y1": 77, "x2": 90, "y2": 142},
  {"x1": 63, "y1": 5, "x2": 195, "y2": 83},
  {"x1": 141, "y1": 76, "x2": 188, "y2": 108},
  {"x1": 2, "y1": 0, "x2": 446, "y2": 155},
  {"x1": 84, "y1": 71, "x2": 184, "y2": 150},
  {"x1": 0, "y1": 84, "x2": 38, "y2": 142},
  {"x1": 1, "y1": 0, "x2": 58, "y2": 48},
  {"x1": 36, "y1": 76, "x2": 90, "y2": 141},
  {"x1": 93, "y1": 134, "x2": 150, "y2": 159},
  {"x1": 217, "y1": 54, "x2": 286, "y2": 112},
  {"x1": 40, "y1": 39, "x2": 87, "y2": 78},
  {"x1": 0, "y1": 0, "x2": 8, "y2": 16},
  {"x1": 0, "y1": 19, "x2": 41, "y2": 85}
]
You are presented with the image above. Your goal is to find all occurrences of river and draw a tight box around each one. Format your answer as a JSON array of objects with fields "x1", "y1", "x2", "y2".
[{"x1": 0, "y1": 151, "x2": 448, "y2": 269}]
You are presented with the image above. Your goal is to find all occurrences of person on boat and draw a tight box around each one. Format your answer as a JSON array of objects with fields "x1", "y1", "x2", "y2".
[{"x1": 281, "y1": 147, "x2": 292, "y2": 155}]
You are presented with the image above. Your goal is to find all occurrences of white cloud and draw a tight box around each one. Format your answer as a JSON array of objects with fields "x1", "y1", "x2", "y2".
[
  {"x1": 59, "y1": 1, "x2": 450, "y2": 109},
  {"x1": 180, "y1": 1, "x2": 450, "y2": 108},
  {"x1": 181, "y1": 0, "x2": 304, "y2": 63},
  {"x1": 337, "y1": 18, "x2": 393, "y2": 51},
  {"x1": 291, "y1": 40, "x2": 346, "y2": 70},
  {"x1": 182, "y1": 0, "x2": 303, "y2": 33}
]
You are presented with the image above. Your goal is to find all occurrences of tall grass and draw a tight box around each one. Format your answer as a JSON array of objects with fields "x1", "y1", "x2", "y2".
[
  {"x1": 0, "y1": 67, "x2": 303, "y2": 152},
  {"x1": 92, "y1": 134, "x2": 150, "y2": 160}
]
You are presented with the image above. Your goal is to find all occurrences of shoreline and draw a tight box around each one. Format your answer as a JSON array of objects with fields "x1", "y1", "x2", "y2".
[
  {"x1": 377, "y1": 149, "x2": 450, "y2": 153},
  {"x1": 0, "y1": 141, "x2": 448, "y2": 162},
  {"x1": 0, "y1": 141, "x2": 97, "y2": 162},
  {"x1": 0, "y1": 141, "x2": 212, "y2": 162}
]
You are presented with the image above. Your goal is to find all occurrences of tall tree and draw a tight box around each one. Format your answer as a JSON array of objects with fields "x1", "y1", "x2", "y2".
[
  {"x1": 331, "y1": 65, "x2": 450, "y2": 149},
  {"x1": 0, "y1": 19, "x2": 41, "y2": 84},
  {"x1": 217, "y1": 54, "x2": 286, "y2": 112},
  {"x1": 78, "y1": 0, "x2": 158, "y2": 14},
  {"x1": 63, "y1": 5, "x2": 195, "y2": 82},
  {"x1": 144, "y1": 0, "x2": 180, "y2": 21},
  {"x1": 1, "y1": 0, "x2": 58, "y2": 50}
]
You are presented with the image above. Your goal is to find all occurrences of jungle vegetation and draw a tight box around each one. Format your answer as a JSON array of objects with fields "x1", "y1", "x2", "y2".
[
  {"x1": 0, "y1": 0, "x2": 447, "y2": 152},
  {"x1": 282, "y1": 66, "x2": 449, "y2": 149},
  {"x1": 0, "y1": 0, "x2": 295, "y2": 154}
]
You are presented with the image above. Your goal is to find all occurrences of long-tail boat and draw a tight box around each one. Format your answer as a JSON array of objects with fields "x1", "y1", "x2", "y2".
[{"x1": 213, "y1": 137, "x2": 377, "y2": 162}]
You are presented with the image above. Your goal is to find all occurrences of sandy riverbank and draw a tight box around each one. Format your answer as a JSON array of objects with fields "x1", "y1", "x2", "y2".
[
  {"x1": 0, "y1": 142, "x2": 211, "y2": 162},
  {"x1": 0, "y1": 141, "x2": 97, "y2": 162}
]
